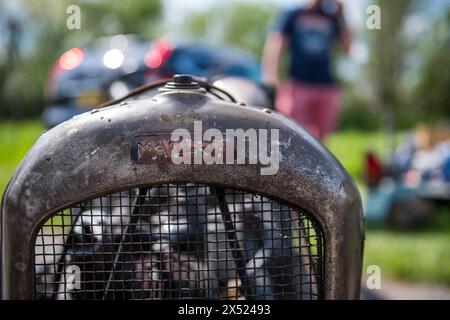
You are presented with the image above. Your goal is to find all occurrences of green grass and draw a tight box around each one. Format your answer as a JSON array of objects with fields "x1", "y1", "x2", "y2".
[
  {"x1": 0, "y1": 120, "x2": 45, "y2": 194},
  {"x1": 364, "y1": 229, "x2": 450, "y2": 285},
  {"x1": 0, "y1": 121, "x2": 449, "y2": 285},
  {"x1": 326, "y1": 130, "x2": 400, "y2": 182}
]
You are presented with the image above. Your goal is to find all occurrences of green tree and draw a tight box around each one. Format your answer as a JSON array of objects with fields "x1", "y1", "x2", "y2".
[
  {"x1": 413, "y1": 10, "x2": 450, "y2": 121},
  {"x1": 366, "y1": 0, "x2": 416, "y2": 132},
  {"x1": 185, "y1": 2, "x2": 278, "y2": 57}
]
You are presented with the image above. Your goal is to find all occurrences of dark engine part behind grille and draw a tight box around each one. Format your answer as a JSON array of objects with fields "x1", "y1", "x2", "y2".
[{"x1": 34, "y1": 184, "x2": 324, "y2": 300}]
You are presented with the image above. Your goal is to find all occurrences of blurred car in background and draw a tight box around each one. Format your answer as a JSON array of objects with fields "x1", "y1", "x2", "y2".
[
  {"x1": 42, "y1": 34, "x2": 261, "y2": 127},
  {"x1": 364, "y1": 126, "x2": 450, "y2": 229}
]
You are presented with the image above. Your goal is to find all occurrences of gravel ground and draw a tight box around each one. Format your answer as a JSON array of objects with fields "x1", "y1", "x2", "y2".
[{"x1": 361, "y1": 278, "x2": 450, "y2": 300}]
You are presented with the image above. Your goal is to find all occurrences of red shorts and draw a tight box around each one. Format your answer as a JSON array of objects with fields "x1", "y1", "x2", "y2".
[{"x1": 276, "y1": 80, "x2": 342, "y2": 140}]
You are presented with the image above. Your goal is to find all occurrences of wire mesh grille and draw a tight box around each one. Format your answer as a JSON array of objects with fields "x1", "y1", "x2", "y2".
[{"x1": 34, "y1": 184, "x2": 324, "y2": 300}]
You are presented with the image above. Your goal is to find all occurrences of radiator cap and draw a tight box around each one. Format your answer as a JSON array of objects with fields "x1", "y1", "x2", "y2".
[{"x1": 162, "y1": 74, "x2": 202, "y2": 91}]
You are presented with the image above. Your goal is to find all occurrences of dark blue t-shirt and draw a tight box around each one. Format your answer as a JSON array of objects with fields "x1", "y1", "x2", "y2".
[{"x1": 277, "y1": 6, "x2": 342, "y2": 85}]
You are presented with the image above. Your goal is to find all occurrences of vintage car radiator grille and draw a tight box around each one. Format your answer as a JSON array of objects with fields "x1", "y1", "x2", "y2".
[{"x1": 34, "y1": 184, "x2": 324, "y2": 300}]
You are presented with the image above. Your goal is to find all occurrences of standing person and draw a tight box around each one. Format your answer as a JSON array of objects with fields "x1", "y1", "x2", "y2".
[{"x1": 262, "y1": 0, "x2": 352, "y2": 140}]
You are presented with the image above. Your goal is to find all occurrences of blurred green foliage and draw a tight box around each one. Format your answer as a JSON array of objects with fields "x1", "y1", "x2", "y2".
[
  {"x1": 365, "y1": 229, "x2": 450, "y2": 285},
  {"x1": 339, "y1": 82, "x2": 383, "y2": 131},
  {"x1": 413, "y1": 11, "x2": 450, "y2": 121},
  {"x1": 326, "y1": 130, "x2": 389, "y2": 183},
  {"x1": 0, "y1": 120, "x2": 45, "y2": 192},
  {"x1": 185, "y1": 2, "x2": 277, "y2": 57},
  {"x1": 367, "y1": 0, "x2": 414, "y2": 118},
  {"x1": 365, "y1": 0, "x2": 450, "y2": 130}
]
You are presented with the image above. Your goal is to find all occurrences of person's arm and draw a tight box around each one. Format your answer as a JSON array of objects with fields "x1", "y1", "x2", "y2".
[
  {"x1": 262, "y1": 8, "x2": 295, "y2": 87},
  {"x1": 262, "y1": 32, "x2": 287, "y2": 87},
  {"x1": 337, "y1": 1, "x2": 352, "y2": 55},
  {"x1": 340, "y1": 22, "x2": 352, "y2": 55}
]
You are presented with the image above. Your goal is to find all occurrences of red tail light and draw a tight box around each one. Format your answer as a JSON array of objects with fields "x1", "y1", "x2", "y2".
[
  {"x1": 365, "y1": 151, "x2": 384, "y2": 187},
  {"x1": 59, "y1": 47, "x2": 84, "y2": 71},
  {"x1": 46, "y1": 48, "x2": 84, "y2": 98},
  {"x1": 145, "y1": 39, "x2": 173, "y2": 69}
]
